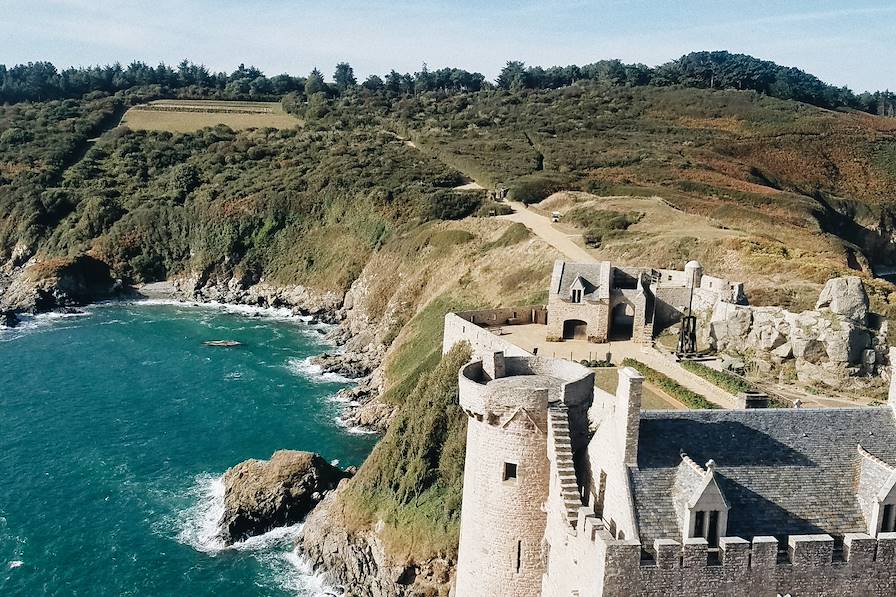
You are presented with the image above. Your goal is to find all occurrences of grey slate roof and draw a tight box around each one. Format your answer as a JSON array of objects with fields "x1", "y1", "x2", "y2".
[
  {"x1": 630, "y1": 407, "x2": 896, "y2": 550},
  {"x1": 555, "y1": 262, "x2": 607, "y2": 297}
]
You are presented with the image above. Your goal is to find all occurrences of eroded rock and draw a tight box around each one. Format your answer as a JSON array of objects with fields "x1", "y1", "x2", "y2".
[
  {"x1": 815, "y1": 276, "x2": 868, "y2": 323},
  {"x1": 219, "y1": 450, "x2": 350, "y2": 545}
]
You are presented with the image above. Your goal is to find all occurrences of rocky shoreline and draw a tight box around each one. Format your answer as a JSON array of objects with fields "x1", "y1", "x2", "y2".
[{"x1": 1, "y1": 264, "x2": 396, "y2": 433}]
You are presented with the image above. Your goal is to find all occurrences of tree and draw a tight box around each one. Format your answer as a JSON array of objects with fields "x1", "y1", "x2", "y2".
[
  {"x1": 334, "y1": 62, "x2": 357, "y2": 91},
  {"x1": 304, "y1": 68, "x2": 325, "y2": 96},
  {"x1": 362, "y1": 74, "x2": 384, "y2": 91},
  {"x1": 496, "y1": 61, "x2": 527, "y2": 90}
]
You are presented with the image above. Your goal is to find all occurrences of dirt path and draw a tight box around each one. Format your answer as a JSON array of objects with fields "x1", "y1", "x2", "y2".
[{"x1": 499, "y1": 201, "x2": 597, "y2": 263}]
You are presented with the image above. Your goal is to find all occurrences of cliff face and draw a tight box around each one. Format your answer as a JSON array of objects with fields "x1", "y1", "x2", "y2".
[{"x1": 297, "y1": 487, "x2": 454, "y2": 597}]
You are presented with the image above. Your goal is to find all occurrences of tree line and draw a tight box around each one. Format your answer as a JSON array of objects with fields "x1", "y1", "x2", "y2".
[{"x1": 1, "y1": 52, "x2": 894, "y2": 117}]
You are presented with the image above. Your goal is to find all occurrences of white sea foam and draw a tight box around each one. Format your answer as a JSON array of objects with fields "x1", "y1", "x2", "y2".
[
  {"x1": 286, "y1": 357, "x2": 352, "y2": 385},
  {"x1": 8, "y1": 560, "x2": 23, "y2": 569},
  {"x1": 175, "y1": 474, "x2": 337, "y2": 595},
  {"x1": 333, "y1": 416, "x2": 378, "y2": 435},
  {"x1": 0, "y1": 308, "x2": 91, "y2": 341},
  {"x1": 175, "y1": 473, "x2": 227, "y2": 553}
]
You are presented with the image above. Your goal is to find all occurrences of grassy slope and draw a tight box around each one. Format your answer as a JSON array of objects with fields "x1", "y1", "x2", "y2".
[
  {"x1": 5, "y1": 84, "x2": 896, "y2": 578},
  {"x1": 396, "y1": 84, "x2": 896, "y2": 312}
]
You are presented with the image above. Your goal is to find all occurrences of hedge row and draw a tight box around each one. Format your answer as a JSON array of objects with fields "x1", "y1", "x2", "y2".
[
  {"x1": 680, "y1": 361, "x2": 791, "y2": 408},
  {"x1": 621, "y1": 358, "x2": 718, "y2": 410}
]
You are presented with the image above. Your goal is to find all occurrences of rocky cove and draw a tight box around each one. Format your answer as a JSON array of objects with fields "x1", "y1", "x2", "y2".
[{"x1": 1, "y1": 254, "x2": 428, "y2": 595}]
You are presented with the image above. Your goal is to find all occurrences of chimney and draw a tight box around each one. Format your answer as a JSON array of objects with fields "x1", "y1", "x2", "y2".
[
  {"x1": 616, "y1": 367, "x2": 644, "y2": 465},
  {"x1": 735, "y1": 392, "x2": 769, "y2": 409},
  {"x1": 483, "y1": 351, "x2": 506, "y2": 380}
]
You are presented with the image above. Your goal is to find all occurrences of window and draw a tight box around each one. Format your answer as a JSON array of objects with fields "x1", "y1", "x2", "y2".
[
  {"x1": 516, "y1": 540, "x2": 522, "y2": 573},
  {"x1": 882, "y1": 504, "x2": 896, "y2": 533},
  {"x1": 503, "y1": 462, "x2": 518, "y2": 482},
  {"x1": 692, "y1": 510, "x2": 722, "y2": 547},
  {"x1": 571, "y1": 289, "x2": 582, "y2": 303},
  {"x1": 694, "y1": 511, "x2": 705, "y2": 537}
]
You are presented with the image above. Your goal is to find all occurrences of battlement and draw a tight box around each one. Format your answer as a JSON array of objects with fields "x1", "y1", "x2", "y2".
[
  {"x1": 459, "y1": 353, "x2": 593, "y2": 417},
  {"x1": 569, "y1": 507, "x2": 896, "y2": 570}
]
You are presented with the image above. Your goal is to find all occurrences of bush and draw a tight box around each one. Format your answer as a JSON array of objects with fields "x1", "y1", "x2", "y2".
[
  {"x1": 428, "y1": 189, "x2": 482, "y2": 220},
  {"x1": 507, "y1": 173, "x2": 572, "y2": 204},
  {"x1": 476, "y1": 201, "x2": 513, "y2": 217},
  {"x1": 344, "y1": 342, "x2": 472, "y2": 558},
  {"x1": 680, "y1": 360, "x2": 791, "y2": 408},
  {"x1": 564, "y1": 207, "x2": 642, "y2": 247},
  {"x1": 621, "y1": 358, "x2": 718, "y2": 409}
]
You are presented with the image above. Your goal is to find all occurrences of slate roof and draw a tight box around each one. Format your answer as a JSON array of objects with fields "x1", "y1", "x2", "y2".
[
  {"x1": 555, "y1": 262, "x2": 608, "y2": 298},
  {"x1": 630, "y1": 407, "x2": 896, "y2": 550}
]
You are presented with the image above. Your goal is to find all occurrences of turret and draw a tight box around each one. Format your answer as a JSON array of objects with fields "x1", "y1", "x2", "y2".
[
  {"x1": 455, "y1": 352, "x2": 593, "y2": 597},
  {"x1": 684, "y1": 260, "x2": 704, "y2": 288}
]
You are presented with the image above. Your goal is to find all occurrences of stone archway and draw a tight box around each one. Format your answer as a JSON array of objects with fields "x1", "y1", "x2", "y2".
[
  {"x1": 562, "y1": 319, "x2": 587, "y2": 340},
  {"x1": 611, "y1": 303, "x2": 634, "y2": 340}
]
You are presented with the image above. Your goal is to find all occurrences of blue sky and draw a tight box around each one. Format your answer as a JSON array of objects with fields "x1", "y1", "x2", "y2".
[{"x1": 2, "y1": 0, "x2": 894, "y2": 92}]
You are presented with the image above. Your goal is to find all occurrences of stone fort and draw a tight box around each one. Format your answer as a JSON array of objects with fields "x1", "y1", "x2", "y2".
[
  {"x1": 545, "y1": 259, "x2": 743, "y2": 344},
  {"x1": 444, "y1": 264, "x2": 896, "y2": 597}
]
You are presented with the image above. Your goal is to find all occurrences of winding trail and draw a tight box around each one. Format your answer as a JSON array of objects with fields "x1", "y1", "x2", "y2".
[{"x1": 499, "y1": 201, "x2": 596, "y2": 263}]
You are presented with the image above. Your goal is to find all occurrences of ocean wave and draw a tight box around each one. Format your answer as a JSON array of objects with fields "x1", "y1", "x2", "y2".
[
  {"x1": 8, "y1": 560, "x2": 23, "y2": 569},
  {"x1": 0, "y1": 309, "x2": 91, "y2": 341},
  {"x1": 174, "y1": 474, "x2": 337, "y2": 595},
  {"x1": 286, "y1": 357, "x2": 352, "y2": 385},
  {"x1": 332, "y1": 416, "x2": 378, "y2": 435}
]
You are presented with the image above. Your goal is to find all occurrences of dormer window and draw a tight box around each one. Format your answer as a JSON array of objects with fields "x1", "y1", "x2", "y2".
[
  {"x1": 882, "y1": 504, "x2": 896, "y2": 533},
  {"x1": 692, "y1": 510, "x2": 722, "y2": 547},
  {"x1": 571, "y1": 289, "x2": 582, "y2": 303}
]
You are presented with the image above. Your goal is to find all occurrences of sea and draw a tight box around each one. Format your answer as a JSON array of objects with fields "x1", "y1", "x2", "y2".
[{"x1": 0, "y1": 301, "x2": 378, "y2": 596}]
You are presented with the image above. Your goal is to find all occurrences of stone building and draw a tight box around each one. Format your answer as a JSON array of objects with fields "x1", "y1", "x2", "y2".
[
  {"x1": 545, "y1": 259, "x2": 743, "y2": 344},
  {"x1": 446, "y1": 317, "x2": 896, "y2": 597}
]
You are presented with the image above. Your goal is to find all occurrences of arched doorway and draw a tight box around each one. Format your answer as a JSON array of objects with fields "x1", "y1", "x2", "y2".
[
  {"x1": 611, "y1": 303, "x2": 634, "y2": 340},
  {"x1": 562, "y1": 319, "x2": 587, "y2": 340}
]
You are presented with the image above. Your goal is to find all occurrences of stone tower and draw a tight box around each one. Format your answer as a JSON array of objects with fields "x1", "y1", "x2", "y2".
[
  {"x1": 454, "y1": 351, "x2": 594, "y2": 597},
  {"x1": 684, "y1": 259, "x2": 704, "y2": 288},
  {"x1": 455, "y1": 352, "x2": 550, "y2": 597}
]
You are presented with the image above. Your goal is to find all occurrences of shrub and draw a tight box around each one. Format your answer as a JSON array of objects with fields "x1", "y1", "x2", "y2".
[
  {"x1": 507, "y1": 173, "x2": 573, "y2": 205},
  {"x1": 428, "y1": 189, "x2": 482, "y2": 220},
  {"x1": 621, "y1": 358, "x2": 718, "y2": 409},
  {"x1": 344, "y1": 342, "x2": 472, "y2": 558},
  {"x1": 680, "y1": 360, "x2": 791, "y2": 408},
  {"x1": 564, "y1": 207, "x2": 642, "y2": 247}
]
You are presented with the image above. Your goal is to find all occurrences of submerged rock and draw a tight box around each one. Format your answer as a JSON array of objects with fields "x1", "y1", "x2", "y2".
[
  {"x1": 1, "y1": 310, "x2": 19, "y2": 328},
  {"x1": 218, "y1": 450, "x2": 350, "y2": 545}
]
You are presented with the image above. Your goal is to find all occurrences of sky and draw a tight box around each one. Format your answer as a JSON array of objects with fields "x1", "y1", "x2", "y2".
[{"x1": 2, "y1": 0, "x2": 894, "y2": 92}]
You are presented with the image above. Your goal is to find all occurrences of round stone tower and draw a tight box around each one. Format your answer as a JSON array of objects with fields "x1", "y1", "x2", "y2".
[
  {"x1": 454, "y1": 352, "x2": 552, "y2": 597},
  {"x1": 685, "y1": 259, "x2": 704, "y2": 288}
]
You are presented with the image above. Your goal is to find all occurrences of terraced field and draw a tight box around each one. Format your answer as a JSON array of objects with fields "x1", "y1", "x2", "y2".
[{"x1": 121, "y1": 99, "x2": 301, "y2": 132}]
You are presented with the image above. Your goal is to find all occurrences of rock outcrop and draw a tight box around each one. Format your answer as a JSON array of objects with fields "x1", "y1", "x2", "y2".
[
  {"x1": 815, "y1": 276, "x2": 869, "y2": 323},
  {"x1": 296, "y1": 486, "x2": 454, "y2": 597},
  {"x1": 707, "y1": 276, "x2": 884, "y2": 387},
  {"x1": 0, "y1": 255, "x2": 116, "y2": 313},
  {"x1": 219, "y1": 450, "x2": 349, "y2": 545}
]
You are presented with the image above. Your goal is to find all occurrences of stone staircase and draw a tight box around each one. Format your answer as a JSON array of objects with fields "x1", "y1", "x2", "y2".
[{"x1": 549, "y1": 403, "x2": 581, "y2": 528}]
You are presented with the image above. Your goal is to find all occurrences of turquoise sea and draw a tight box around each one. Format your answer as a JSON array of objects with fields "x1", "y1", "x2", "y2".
[{"x1": 0, "y1": 302, "x2": 378, "y2": 596}]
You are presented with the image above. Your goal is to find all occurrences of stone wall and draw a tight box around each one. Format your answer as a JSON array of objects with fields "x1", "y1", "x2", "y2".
[
  {"x1": 597, "y1": 532, "x2": 896, "y2": 597},
  {"x1": 453, "y1": 305, "x2": 547, "y2": 327},
  {"x1": 443, "y1": 312, "x2": 532, "y2": 358},
  {"x1": 545, "y1": 295, "x2": 610, "y2": 342}
]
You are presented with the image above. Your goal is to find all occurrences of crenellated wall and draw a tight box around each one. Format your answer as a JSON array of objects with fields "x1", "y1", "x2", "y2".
[{"x1": 598, "y1": 532, "x2": 896, "y2": 597}]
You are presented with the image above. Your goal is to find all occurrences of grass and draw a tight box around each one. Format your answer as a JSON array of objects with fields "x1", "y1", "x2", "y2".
[
  {"x1": 621, "y1": 358, "x2": 718, "y2": 409},
  {"x1": 343, "y1": 343, "x2": 472, "y2": 561},
  {"x1": 593, "y1": 366, "x2": 684, "y2": 410},
  {"x1": 121, "y1": 99, "x2": 301, "y2": 132},
  {"x1": 564, "y1": 206, "x2": 642, "y2": 247},
  {"x1": 680, "y1": 360, "x2": 792, "y2": 408}
]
